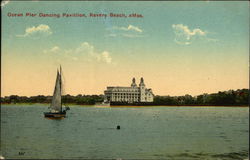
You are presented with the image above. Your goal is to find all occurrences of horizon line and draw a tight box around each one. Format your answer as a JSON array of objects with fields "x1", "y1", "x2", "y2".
[{"x1": 1, "y1": 88, "x2": 248, "y2": 98}]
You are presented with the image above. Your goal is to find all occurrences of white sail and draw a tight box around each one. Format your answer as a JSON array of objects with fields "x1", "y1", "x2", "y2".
[{"x1": 50, "y1": 70, "x2": 62, "y2": 112}]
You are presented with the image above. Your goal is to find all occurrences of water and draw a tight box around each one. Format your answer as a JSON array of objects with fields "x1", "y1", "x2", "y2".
[{"x1": 1, "y1": 104, "x2": 249, "y2": 159}]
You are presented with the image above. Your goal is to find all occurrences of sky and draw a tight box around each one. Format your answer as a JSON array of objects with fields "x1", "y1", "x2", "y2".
[{"x1": 1, "y1": 1, "x2": 249, "y2": 97}]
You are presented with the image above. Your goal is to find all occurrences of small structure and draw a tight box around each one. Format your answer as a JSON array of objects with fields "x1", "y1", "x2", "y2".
[{"x1": 104, "y1": 78, "x2": 154, "y2": 105}]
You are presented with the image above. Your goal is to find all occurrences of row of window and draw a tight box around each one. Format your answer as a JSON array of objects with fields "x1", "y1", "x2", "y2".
[
  {"x1": 112, "y1": 93, "x2": 140, "y2": 96},
  {"x1": 112, "y1": 91, "x2": 140, "y2": 94},
  {"x1": 106, "y1": 92, "x2": 153, "y2": 95},
  {"x1": 112, "y1": 98, "x2": 139, "y2": 100},
  {"x1": 111, "y1": 97, "x2": 149, "y2": 101},
  {"x1": 112, "y1": 100, "x2": 140, "y2": 102},
  {"x1": 106, "y1": 95, "x2": 152, "y2": 97},
  {"x1": 112, "y1": 96, "x2": 139, "y2": 99},
  {"x1": 111, "y1": 89, "x2": 140, "y2": 92}
]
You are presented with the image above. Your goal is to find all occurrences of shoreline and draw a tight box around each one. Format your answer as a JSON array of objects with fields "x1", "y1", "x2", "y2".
[
  {"x1": 108, "y1": 105, "x2": 249, "y2": 108},
  {"x1": 1, "y1": 103, "x2": 248, "y2": 108}
]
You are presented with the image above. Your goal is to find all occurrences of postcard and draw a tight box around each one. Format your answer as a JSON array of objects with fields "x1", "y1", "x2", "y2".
[{"x1": 1, "y1": 1, "x2": 249, "y2": 160}]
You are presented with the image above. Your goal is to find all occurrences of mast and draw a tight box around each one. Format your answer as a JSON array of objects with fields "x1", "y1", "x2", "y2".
[{"x1": 60, "y1": 65, "x2": 62, "y2": 111}]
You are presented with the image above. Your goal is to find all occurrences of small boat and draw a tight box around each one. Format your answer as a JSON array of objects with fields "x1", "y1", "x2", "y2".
[
  {"x1": 44, "y1": 66, "x2": 70, "y2": 118},
  {"x1": 95, "y1": 100, "x2": 110, "y2": 107}
]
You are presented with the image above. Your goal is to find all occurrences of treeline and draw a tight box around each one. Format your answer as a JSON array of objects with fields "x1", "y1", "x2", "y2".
[
  {"x1": 0, "y1": 94, "x2": 104, "y2": 105},
  {"x1": 0, "y1": 89, "x2": 249, "y2": 106},
  {"x1": 153, "y1": 89, "x2": 249, "y2": 106}
]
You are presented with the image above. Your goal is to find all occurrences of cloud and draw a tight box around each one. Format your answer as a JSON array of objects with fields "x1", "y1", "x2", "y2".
[
  {"x1": 1, "y1": 0, "x2": 9, "y2": 7},
  {"x1": 44, "y1": 42, "x2": 113, "y2": 64},
  {"x1": 74, "y1": 42, "x2": 112, "y2": 64},
  {"x1": 107, "y1": 25, "x2": 144, "y2": 38},
  {"x1": 101, "y1": 51, "x2": 112, "y2": 64},
  {"x1": 17, "y1": 24, "x2": 52, "y2": 38},
  {"x1": 43, "y1": 46, "x2": 60, "y2": 54},
  {"x1": 172, "y1": 24, "x2": 207, "y2": 45},
  {"x1": 50, "y1": 46, "x2": 60, "y2": 52},
  {"x1": 113, "y1": 25, "x2": 143, "y2": 33},
  {"x1": 127, "y1": 25, "x2": 143, "y2": 33}
]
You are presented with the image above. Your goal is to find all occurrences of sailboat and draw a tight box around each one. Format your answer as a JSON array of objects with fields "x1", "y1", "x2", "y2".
[{"x1": 44, "y1": 66, "x2": 70, "y2": 118}]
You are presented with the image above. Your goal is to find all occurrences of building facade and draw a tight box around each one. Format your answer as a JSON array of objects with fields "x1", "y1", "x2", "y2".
[{"x1": 104, "y1": 78, "x2": 154, "y2": 103}]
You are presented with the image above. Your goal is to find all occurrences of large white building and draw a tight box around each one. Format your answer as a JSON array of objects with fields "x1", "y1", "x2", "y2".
[{"x1": 104, "y1": 78, "x2": 154, "y2": 103}]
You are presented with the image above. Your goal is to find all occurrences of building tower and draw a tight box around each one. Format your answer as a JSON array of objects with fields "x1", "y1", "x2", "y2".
[
  {"x1": 131, "y1": 78, "x2": 137, "y2": 88},
  {"x1": 139, "y1": 77, "x2": 146, "y2": 102}
]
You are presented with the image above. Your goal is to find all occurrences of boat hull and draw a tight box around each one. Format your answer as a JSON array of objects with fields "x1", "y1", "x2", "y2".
[{"x1": 44, "y1": 111, "x2": 66, "y2": 118}]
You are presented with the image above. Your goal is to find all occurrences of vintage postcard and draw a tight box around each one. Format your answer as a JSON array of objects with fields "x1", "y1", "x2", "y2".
[{"x1": 1, "y1": 1, "x2": 249, "y2": 160}]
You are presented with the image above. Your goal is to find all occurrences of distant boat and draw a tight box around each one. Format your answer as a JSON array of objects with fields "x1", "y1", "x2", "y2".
[
  {"x1": 44, "y1": 66, "x2": 70, "y2": 118},
  {"x1": 95, "y1": 101, "x2": 110, "y2": 107}
]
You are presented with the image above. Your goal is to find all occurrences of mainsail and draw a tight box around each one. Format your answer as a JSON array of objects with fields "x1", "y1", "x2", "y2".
[{"x1": 50, "y1": 69, "x2": 62, "y2": 112}]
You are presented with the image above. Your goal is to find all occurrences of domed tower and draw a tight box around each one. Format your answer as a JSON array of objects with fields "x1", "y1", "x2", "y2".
[
  {"x1": 131, "y1": 77, "x2": 137, "y2": 88},
  {"x1": 139, "y1": 77, "x2": 146, "y2": 102}
]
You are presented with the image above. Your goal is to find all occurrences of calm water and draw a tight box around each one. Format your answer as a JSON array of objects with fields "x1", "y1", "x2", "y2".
[{"x1": 1, "y1": 104, "x2": 249, "y2": 159}]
